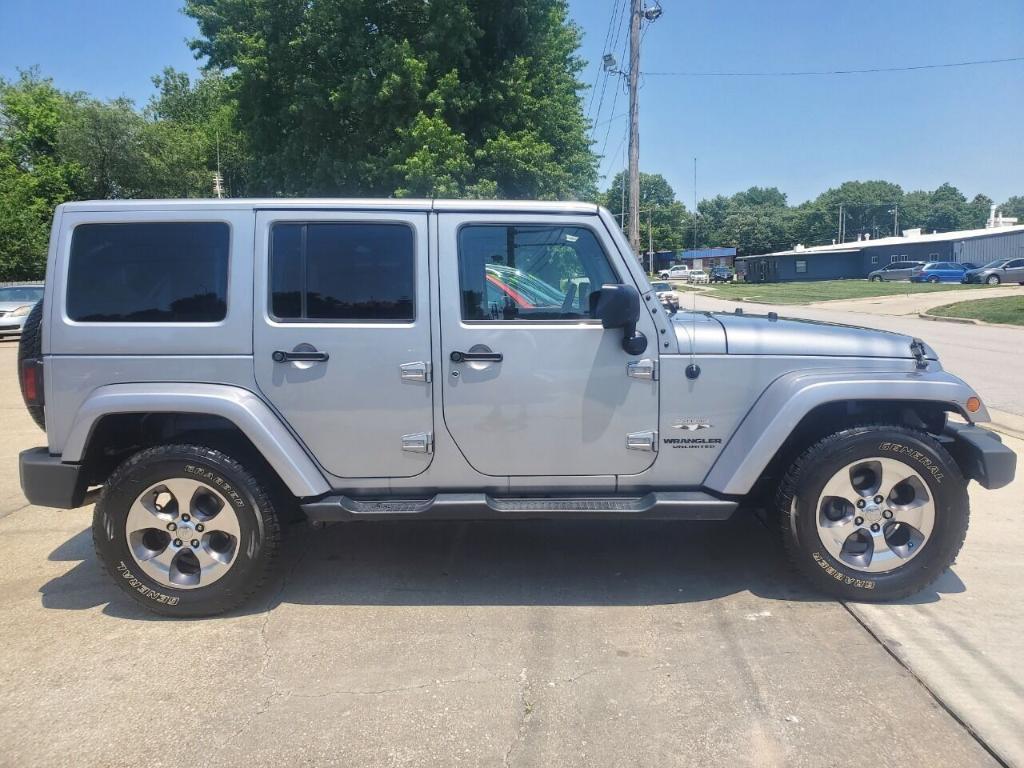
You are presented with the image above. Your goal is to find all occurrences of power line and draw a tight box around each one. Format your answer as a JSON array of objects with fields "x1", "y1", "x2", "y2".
[
  {"x1": 586, "y1": 0, "x2": 622, "y2": 118},
  {"x1": 642, "y1": 56, "x2": 1024, "y2": 78}
]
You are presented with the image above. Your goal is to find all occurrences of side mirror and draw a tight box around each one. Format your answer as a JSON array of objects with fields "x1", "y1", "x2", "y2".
[{"x1": 591, "y1": 284, "x2": 647, "y2": 355}]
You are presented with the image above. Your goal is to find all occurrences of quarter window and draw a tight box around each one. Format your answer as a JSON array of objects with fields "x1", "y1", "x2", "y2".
[
  {"x1": 458, "y1": 225, "x2": 618, "y2": 321},
  {"x1": 270, "y1": 223, "x2": 415, "y2": 321},
  {"x1": 67, "y1": 222, "x2": 229, "y2": 323}
]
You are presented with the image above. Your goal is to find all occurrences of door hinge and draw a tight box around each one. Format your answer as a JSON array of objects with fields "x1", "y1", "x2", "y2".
[
  {"x1": 400, "y1": 361, "x2": 432, "y2": 382},
  {"x1": 626, "y1": 358, "x2": 658, "y2": 381},
  {"x1": 626, "y1": 430, "x2": 658, "y2": 452},
  {"x1": 401, "y1": 432, "x2": 433, "y2": 454}
]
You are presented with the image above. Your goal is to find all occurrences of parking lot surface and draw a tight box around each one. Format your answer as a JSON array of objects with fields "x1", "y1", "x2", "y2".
[{"x1": 0, "y1": 333, "x2": 1018, "y2": 767}]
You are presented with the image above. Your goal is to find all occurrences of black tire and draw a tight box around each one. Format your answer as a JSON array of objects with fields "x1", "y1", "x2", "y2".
[
  {"x1": 870, "y1": 276, "x2": 881, "y2": 282},
  {"x1": 927, "y1": 276, "x2": 939, "y2": 284},
  {"x1": 17, "y1": 299, "x2": 45, "y2": 431},
  {"x1": 777, "y1": 425, "x2": 969, "y2": 602},
  {"x1": 93, "y1": 444, "x2": 283, "y2": 617},
  {"x1": 987, "y1": 275, "x2": 1000, "y2": 285}
]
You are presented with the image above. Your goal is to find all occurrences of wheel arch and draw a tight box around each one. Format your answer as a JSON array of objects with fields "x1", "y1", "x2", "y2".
[
  {"x1": 62, "y1": 383, "x2": 330, "y2": 498},
  {"x1": 703, "y1": 369, "x2": 984, "y2": 497}
]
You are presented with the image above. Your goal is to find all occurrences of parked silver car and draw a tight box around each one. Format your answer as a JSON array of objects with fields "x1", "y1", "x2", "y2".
[
  {"x1": 867, "y1": 261, "x2": 925, "y2": 282},
  {"x1": 962, "y1": 258, "x2": 1024, "y2": 285},
  {"x1": 0, "y1": 285, "x2": 44, "y2": 337},
  {"x1": 17, "y1": 199, "x2": 1015, "y2": 616}
]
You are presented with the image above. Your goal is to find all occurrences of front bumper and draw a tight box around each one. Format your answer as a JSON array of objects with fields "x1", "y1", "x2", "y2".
[
  {"x1": 19, "y1": 448, "x2": 89, "y2": 508},
  {"x1": 940, "y1": 424, "x2": 1017, "y2": 490}
]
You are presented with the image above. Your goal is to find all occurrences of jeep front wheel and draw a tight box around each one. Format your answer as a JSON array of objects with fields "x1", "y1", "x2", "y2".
[
  {"x1": 93, "y1": 444, "x2": 283, "y2": 616},
  {"x1": 778, "y1": 425, "x2": 968, "y2": 601}
]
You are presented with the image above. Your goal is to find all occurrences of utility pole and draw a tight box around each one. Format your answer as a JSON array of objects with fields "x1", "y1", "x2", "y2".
[
  {"x1": 627, "y1": 0, "x2": 642, "y2": 254},
  {"x1": 647, "y1": 207, "x2": 654, "y2": 274}
]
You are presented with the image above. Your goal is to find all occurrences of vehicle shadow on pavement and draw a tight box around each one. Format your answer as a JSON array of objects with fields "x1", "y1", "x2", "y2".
[{"x1": 38, "y1": 514, "x2": 964, "y2": 619}]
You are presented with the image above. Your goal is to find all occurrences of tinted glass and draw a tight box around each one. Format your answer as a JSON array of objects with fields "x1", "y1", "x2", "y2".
[
  {"x1": 270, "y1": 223, "x2": 414, "y2": 321},
  {"x1": 67, "y1": 223, "x2": 228, "y2": 322},
  {"x1": 458, "y1": 225, "x2": 617, "y2": 321}
]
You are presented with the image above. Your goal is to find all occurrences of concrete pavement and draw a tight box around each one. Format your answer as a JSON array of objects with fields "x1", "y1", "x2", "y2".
[{"x1": 0, "y1": 329, "x2": 1019, "y2": 766}]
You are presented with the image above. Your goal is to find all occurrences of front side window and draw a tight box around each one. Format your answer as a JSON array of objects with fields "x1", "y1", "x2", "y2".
[
  {"x1": 270, "y1": 222, "x2": 414, "y2": 321},
  {"x1": 67, "y1": 222, "x2": 229, "y2": 322},
  {"x1": 458, "y1": 225, "x2": 617, "y2": 321}
]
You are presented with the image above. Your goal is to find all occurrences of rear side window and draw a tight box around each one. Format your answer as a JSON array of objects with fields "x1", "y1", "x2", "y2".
[
  {"x1": 67, "y1": 222, "x2": 229, "y2": 322},
  {"x1": 270, "y1": 223, "x2": 414, "y2": 321}
]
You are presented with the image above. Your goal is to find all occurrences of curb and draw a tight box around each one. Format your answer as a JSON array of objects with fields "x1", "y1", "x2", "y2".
[
  {"x1": 917, "y1": 313, "x2": 978, "y2": 325},
  {"x1": 983, "y1": 409, "x2": 1024, "y2": 442}
]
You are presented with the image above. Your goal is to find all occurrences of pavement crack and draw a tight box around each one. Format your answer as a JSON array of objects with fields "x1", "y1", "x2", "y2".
[
  {"x1": 842, "y1": 601, "x2": 1011, "y2": 768},
  {"x1": 257, "y1": 552, "x2": 301, "y2": 688},
  {"x1": 503, "y1": 668, "x2": 533, "y2": 768}
]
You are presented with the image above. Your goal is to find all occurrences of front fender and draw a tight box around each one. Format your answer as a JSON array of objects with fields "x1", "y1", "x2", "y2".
[
  {"x1": 61, "y1": 383, "x2": 330, "y2": 498},
  {"x1": 703, "y1": 369, "x2": 985, "y2": 496}
]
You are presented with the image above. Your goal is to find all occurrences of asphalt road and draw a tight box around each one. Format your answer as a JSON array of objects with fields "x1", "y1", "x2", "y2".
[{"x1": 0, "y1": 320, "x2": 1020, "y2": 767}]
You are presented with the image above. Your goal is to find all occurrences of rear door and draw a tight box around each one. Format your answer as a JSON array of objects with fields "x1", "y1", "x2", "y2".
[
  {"x1": 1005, "y1": 259, "x2": 1024, "y2": 282},
  {"x1": 253, "y1": 210, "x2": 433, "y2": 479},
  {"x1": 436, "y1": 213, "x2": 660, "y2": 477}
]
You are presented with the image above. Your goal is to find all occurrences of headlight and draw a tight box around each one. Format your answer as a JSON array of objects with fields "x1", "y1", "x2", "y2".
[{"x1": 10, "y1": 304, "x2": 32, "y2": 317}]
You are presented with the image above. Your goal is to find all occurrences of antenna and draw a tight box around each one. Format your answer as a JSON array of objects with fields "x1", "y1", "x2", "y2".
[
  {"x1": 212, "y1": 131, "x2": 224, "y2": 199},
  {"x1": 686, "y1": 156, "x2": 700, "y2": 380}
]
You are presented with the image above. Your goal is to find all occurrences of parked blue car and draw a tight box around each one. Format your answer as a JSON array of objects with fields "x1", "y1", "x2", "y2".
[{"x1": 909, "y1": 262, "x2": 969, "y2": 283}]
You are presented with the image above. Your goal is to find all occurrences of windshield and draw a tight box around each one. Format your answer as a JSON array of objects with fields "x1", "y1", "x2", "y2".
[
  {"x1": 650, "y1": 282, "x2": 671, "y2": 291},
  {"x1": 0, "y1": 286, "x2": 43, "y2": 303},
  {"x1": 980, "y1": 259, "x2": 1008, "y2": 269}
]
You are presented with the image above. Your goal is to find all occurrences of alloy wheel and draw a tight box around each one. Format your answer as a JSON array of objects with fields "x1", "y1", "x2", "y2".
[
  {"x1": 815, "y1": 458, "x2": 935, "y2": 573},
  {"x1": 124, "y1": 477, "x2": 241, "y2": 589}
]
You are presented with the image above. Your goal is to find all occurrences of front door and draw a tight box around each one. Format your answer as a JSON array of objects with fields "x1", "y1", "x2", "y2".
[
  {"x1": 438, "y1": 214, "x2": 659, "y2": 477},
  {"x1": 253, "y1": 210, "x2": 433, "y2": 478}
]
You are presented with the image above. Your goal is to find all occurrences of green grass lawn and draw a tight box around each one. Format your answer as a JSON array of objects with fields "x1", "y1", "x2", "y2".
[
  {"x1": 662, "y1": 279, "x2": 990, "y2": 305},
  {"x1": 926, "y1": 295, "x2": 1024, "y2": 326}
]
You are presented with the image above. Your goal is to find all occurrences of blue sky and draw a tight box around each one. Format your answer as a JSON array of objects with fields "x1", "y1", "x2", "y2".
[{"x1": 2, "y1": 0, "x2": 1022, "y2": 204}]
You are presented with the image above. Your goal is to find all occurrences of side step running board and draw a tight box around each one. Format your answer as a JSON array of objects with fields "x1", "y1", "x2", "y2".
[{"x1": 301, "y1": 491, "x2": 737, "y2": 522}]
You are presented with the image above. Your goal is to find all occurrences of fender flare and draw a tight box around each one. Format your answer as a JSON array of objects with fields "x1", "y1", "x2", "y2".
[
  {"x1": 61, "y1": 383, "x2": 331, "y2": 498},
  {"x1": 702, "y1": 369, "x2": 985, "y2": 496}
]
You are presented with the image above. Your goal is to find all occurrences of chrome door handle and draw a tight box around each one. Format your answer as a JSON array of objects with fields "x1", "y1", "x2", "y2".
[
  {"x1": 450, "y1": 350, "x2": 503, "y2": 363},
  {"x1": 272, "y1": 350, "x2": 329, "y2": 363}
]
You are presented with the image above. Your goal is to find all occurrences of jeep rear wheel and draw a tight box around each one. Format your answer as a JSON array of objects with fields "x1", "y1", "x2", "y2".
[
  {"x1": 777, "y1": 425, "x2": 968, "y2": 601},
  {"x1": 93, "y1": 444, "x2": 283, "y2": 616}
]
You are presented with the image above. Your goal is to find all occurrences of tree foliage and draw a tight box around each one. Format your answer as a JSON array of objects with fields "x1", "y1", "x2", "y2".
[
  {"x1": 603, "y1": 174, "x2": 1020, "y2": 258},
  {"x1": 601, "y1": 171, "x2": 688, "y2": 252},
  {"x1": 184, "y1": 0, "x2": 597, "y2": 199}
]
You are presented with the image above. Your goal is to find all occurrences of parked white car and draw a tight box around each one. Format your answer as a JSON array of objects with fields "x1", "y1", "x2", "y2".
[
  {"x1": 687, "y1": 269, "x2": 709, "y2": 284},
  {"x1": 658, "y1": 265, "x2": 690, "y2": 280},
  {"x1": 0, "y1": 284, "x2": 44, "y2": 337}
]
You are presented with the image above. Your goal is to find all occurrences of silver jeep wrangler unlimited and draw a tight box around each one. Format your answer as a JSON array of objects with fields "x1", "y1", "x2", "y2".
[{"x1": 18, "y1": 199, "x2": 1016, "y2": 616}]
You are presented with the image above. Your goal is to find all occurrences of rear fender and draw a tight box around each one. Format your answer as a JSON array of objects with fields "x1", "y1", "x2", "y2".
[
  {"x1": 703, "y1": 369, "x2": 985, "y2": 496},
  {"x1": 61, "y1": 383, "x2": 330, "y2": 497}
]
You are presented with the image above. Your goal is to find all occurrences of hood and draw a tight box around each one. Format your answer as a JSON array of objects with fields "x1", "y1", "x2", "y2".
[
  {"x1": 672, "y1": 311, "x2": 936, "y2": 359},
  {"x1": 0, "y1": 301, "x2": 33, "y2": 312}
]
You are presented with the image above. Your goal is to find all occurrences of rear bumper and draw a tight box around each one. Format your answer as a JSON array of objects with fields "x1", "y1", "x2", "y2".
[
  {"x1": 19, "y1": 448, "x2": 89, "y2": 509},
  {"x1": 940, "y1": 424, "x2": 1017, "y2": 490}
]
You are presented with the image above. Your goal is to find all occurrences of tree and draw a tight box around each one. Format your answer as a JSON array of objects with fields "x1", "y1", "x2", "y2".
[
  {"x1": 997, "y1": 196, "x2": 1024, "y2": 223},
  {"x1": 142, "y1": 68, "x2": 250, "y2": 198},
  {"x1": 601, "y1": 171, "x2": 687, "y2": 252},
  {"x1": 0, "y1": 70, "x2": 80, "y2": 279},
  {"x1": 184, "y1": 0, "x2": 597, "y2": 199}
]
